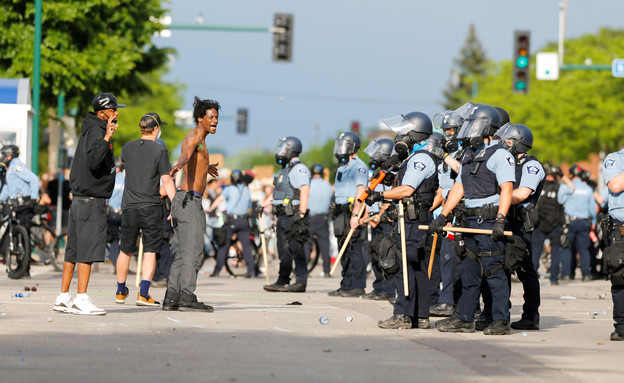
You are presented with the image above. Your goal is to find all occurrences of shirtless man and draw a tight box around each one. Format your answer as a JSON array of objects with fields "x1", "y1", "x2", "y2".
[{"x1": 162, "y1": 97, "x2": 220, "y2": 312}]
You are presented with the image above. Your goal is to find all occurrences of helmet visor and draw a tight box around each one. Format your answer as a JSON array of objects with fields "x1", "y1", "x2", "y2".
[
  {"x1": 274, "y1": 139, "x2": 290, "y2": 157},
  {"x1": 454, "y1": 101, "x2": 477, "y2": 120},
  {"x1": 433, "y1": 110, "x2": 452, "y2": 131},
  {"x1": 493, "y1": 123, "x2": 520, "y2": 141},
  {"x1": 457, "y1": 117, "x2": 491, "y2": 140},
  {"x1": 379, "y1": 114, "x2": 415, "y2": 135},
  {"x1": 364, "y1": 140, "x2": 384, "y2": 158},
  {"x1": 334, "y1": 138, "x2": 355, "y2": 157}
]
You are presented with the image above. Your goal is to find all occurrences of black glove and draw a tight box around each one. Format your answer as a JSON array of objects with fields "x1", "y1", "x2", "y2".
[
  {"x1": 492, "y1": 218, "x2": 506, "y2": 242},
  {"x1": 364, "y1": 189, "x2": 383, "y2": 206},
  {"x1": 428, "y1": 214, "x2": 447, "y2": 234},
  {"x1": 254, "y1": 205, "x2": 264, "y2": 216},
  {"x1": 382, "y1": 172, "x2": 395, "y2": 187}
]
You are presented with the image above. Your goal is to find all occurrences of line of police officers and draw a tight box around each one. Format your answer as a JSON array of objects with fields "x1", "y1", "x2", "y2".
[{"x1": 259, "y1": 101, "x2": 623, "y2": 340}]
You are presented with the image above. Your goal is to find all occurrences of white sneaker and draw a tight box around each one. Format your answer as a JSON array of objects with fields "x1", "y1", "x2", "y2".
[
  {"x1": 70, "y1": 294, "x2": 106, "y2": 316},
  {"x1": 53, "y1": 293, "x2": 73, "y2": 313}
]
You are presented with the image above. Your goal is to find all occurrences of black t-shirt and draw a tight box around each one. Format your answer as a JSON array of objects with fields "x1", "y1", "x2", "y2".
[{"x1": 120, "y1": 139, "x2": 172, "y2": 211}]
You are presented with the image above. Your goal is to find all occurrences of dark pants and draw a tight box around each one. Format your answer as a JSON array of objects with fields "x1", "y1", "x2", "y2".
[
  {"x1": 106, "y1": 211, "x2": 122, "y2": 266},
  {"x1": 560, "y1": 220, "x2": 592, "y2": 278},
  {"x1": 531, "y1": 225, "x2": 562, "y2": 278},
  {"x1": 393, "y1": 220, "x2": 432, "y2": 319},
  {"x1": 154, "y1": 239, "x2": 172, "y2": 282},
  {"x1": 214, "y1": 218, "x2": 254, "y2": 277},
  {"x1": 457, "y1": 217, "x2": 509, "y2": 323},
  {"x1": 509, "y1": 220, "x2": 541, "y2": 322},
  {"x1": 438, "y1": 236, "x2": 462, "y2": 305},
  {"x1": 276, "y1": 214, "x2": 308, "y2": 285},
  {"x1": 337, "y1": 231, "x2": 366, "y2": 291},
  {"x1": 304, "y1": 215, "x2": 331, "y2": 275},
  {"x1": 608, "y1": 234, "x2": 624, "y2": 330},
  {"x1": 370, "y1": 223, "x2": 396, "y2": 296}
]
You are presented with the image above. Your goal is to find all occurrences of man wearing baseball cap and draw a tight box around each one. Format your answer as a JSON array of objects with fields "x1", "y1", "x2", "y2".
[
  {"x1": 114, "y1": 113, "x2": 176, "y2": 307},
  {"x1": 53, "y1": 92, "x2": 125, "y2": 316}
]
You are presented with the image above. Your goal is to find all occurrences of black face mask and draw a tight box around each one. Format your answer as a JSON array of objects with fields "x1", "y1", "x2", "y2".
[
  {"x1": 275, "y1": 155, "x2": 288, "y2": 168},
  {"x1": 393, "y1": 138, "x2": 410, "y2": 160},
  {"x1": 469, "y1": 137, "x2": 484, "y2": 150},
  {"x1": 335, "y1": 154, "x2": 350, "y2": 164}
]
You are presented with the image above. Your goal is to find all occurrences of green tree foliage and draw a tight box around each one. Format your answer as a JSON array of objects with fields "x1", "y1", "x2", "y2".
[
  {"x1": 442, "y1": 24, "x2": 488, "y2": 110},
  {"x1": 473, "y1": 28, "x2": 624, "y2": 163}
]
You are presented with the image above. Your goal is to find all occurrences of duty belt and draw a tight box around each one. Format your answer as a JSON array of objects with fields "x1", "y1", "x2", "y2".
[
  {"x1": 226, "y1": 214, "x2": 249, "y2": 220},
  {"x1": 479, "y1": 250, "x2": 505, "y2": 257},
  {"x1": 465, "y1": 204, "x2": 499, "y2": 220},
  {"x1": 613, "y1": 220, "x2": 624, "y2": 242}
]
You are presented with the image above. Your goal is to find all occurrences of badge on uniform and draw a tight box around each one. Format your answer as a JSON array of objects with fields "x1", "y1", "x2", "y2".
[
  {"x1": 527, "y1": 165, "x2": 540, "y2": 175},
  {"x1": 605, "y1": 158, "x2": 616, "y2": 169},
  {"x1": 278, "y1": 175, "x2": 283, "y2": 183},
  {"x1": 357, "y1": 167, "x2": 366, "y2": 174},
  {"x1": 414, "y1": 161, "x2": 426, "y2": 171},
  {"x1": 505, "y1": 155, "x2": 515, "y2": 166}
]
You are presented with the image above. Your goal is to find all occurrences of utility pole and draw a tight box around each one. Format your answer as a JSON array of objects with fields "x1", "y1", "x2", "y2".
[{"x1": 558, "y1": 0, "x2": 568, "y2": 68}]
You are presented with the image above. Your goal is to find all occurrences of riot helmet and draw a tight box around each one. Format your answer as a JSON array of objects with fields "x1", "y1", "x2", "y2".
[
  {"x1": 274, "y1": 136, "x2": 302, "y2": 167},
  {"x1": 495, "y1": 107, "x2": 510, "y2": 126},
  {"x1": 425, "y1": 132, "x2": 445, "y2": 159},
  {"x1": 311, "y1": 164, "x2": 324, "y2": 176},
  {"x1": 230, "y1": 170, "x2": 243, "y2": 185},
  {"x1": 457, "y1": 103, "x2": 501, "y2": 149},
  {"x1": 434, "y1": 110, "x2": 464, "y2": 153},
  {"x1": 380, "y1": 111, "x2": 432, "y2": 159},
  {"x1": 364, "y1": 137, "x2": 394, "y2": 170},
  {"x1": 569, "y1": 164, "x2": 583, "y2": 178},
  {"x1": 495, "y1": 123, "x2": 533, "y2": 158},
  {"x1": 544, "y1": 163, "x2": 562, "y2": 178},
  {"x1": 334, "y1": 132, "x2": 361, "y2": 164},
  {"x1": 0, "y1": 145, "x2": 19, "y2": 165}
]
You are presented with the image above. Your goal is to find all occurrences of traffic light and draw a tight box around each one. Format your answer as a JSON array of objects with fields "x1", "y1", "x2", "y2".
[
  {"x1": 272, "y1": 13, "x2": 293, "y2": 62},
  {"x1": 351, "y1": 121, "x2": 360, "y2": 135},
  {"x1": 512, "y1": 30, "x2": 531, "y2": 94},
  {"x1": 237, "y1": 108, "x2": 247, "y2": 134}
]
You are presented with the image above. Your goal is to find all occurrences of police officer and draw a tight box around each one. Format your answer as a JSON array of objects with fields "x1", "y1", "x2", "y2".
[
  {"x1": 601, "y1": 148, "x2": 624, "y2": 341},
  {"x1": 0, "y1": 145, "x2": 39, "y2": 202},
  {"x1": 209, "y1": 170, "x2": 254, "y2": 277},
  {"x1": 558, "y1": 164, "x2": 597, "y2": 281},
  {"x1": 496, "y1": 123, "x2": 544, "y2": 331},
  {"x1": 432, "y1": 103, "x2": 516, "y2": 335},
  {"x1": 531, "y1": 164, "x2": 565, "y2": 283},
  {"x1": 367, "y1": 112, "x2": 439, "y2": 329},
  {"x1": 106, "y1": 160, "x2": 125, "y2": 270},
  {"x1": 430, "y1": 109, "x2": 465, "y2": 317},
  {"x1": 306, "y1": 164, "x2": 333, "y2": 276},
  {"x1": 328, "y1": 132, "x2": 369, "y2": 298},
  {"x1": 362, "y1": 137, "x2": 397, "y2": 301},
  {"x1": 264, "y1": 137, "x2": 311, "y2": 293}
]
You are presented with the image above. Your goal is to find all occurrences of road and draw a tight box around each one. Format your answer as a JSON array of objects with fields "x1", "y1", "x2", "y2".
[{"x1": 0, "y1": 259, "x2": 620, "y2": 383}]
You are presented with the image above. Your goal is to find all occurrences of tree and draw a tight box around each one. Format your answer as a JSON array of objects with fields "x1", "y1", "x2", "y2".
[
  {"x1": 473, "y1": 28, "x2": 624, "y2": 163},
  {"x1": 442, "y1": 24, "x2": 488, "y2": 110},
  {"x1": 0, "y1": 0, "x2": 174, "y2": 169}
]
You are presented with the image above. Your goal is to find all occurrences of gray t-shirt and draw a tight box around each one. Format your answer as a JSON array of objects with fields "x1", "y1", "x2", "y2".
[{"x1": 120, "y1": 139, "x2": 172, "y2": 211}]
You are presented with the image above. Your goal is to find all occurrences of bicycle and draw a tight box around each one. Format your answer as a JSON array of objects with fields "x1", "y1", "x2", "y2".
[
  {"x1": 0, "y1": 199, "x2": 31, "y2": 279},
  {"x1": 25, "y1": 205, "x2": 68, "y2": 272}
]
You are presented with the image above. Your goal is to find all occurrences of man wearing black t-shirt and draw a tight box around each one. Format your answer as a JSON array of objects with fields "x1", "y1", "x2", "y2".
[{"x1": 114, "y1": 113, "x2": 176, "y2": 306}]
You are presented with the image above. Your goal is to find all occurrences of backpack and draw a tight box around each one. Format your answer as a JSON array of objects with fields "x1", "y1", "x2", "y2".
[{"x1": 536, "y1": 180, "x2": 564, "y2": 233}]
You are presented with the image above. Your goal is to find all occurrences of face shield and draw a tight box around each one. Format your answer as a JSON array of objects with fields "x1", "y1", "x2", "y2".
[
  {"x1": 274, "y1": 139, "x2": 292, "y2": 166},
  {"x1": 457, "y1": 117, "x2": 491, "y2": 141},
  {"x1": 454, "y1": 101, "x2": 477, "y2": 120},
  {"x1": 334, "y1": 138, "x2": 356, "y2": 164},
  {"x1": 495, "y1": 123, "x2": 527, "y2": 156},
  {"x1": 365, "y1": 140, "x2": 391, "y2": 170},
  {"x1": 379, "y1": 114, "x2": 416, "y2": 136}
]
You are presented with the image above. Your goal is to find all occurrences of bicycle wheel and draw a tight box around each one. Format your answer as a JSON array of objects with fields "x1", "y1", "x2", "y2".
[
  {"x1": 224, "y1": 240, "x2": 247, "y2": 277},
  {"x1": 6, "y1": 224, "x2": 31, "y2": 279},
  {"x1": 50, "y1": 231, "x2": 68, "y2": 272},
  {"x1": 306, "y1": 237, "x2": 320, "y2": 272}
]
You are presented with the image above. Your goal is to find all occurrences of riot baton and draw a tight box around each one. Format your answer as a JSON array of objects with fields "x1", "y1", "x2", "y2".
[
  {"x1": 135, "y1": 234, "x2": 143, "y2": 288},
  {"x1": 428, "y1": 233, "x2": 437, "y2": 280},
  {"x1": 398, "y1": 201, "x2": 409, "y2": 297},
  {"x1": 257, "y1": 211, "x2": 271, "y2": 285},
  {"x1": 329, "y1": 205, "x2": 365, "y2": 276},
  {"x1": 362, "y1": 213, "x2": 380, "y2": 224},
  {"x1": 417, "y1": 225, "x2": 513, "y2": 236}
]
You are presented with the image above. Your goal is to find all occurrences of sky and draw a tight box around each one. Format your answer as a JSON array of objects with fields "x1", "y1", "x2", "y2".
[{"x1": 154, "y1": 0, "x2": 624, "y2": 156}]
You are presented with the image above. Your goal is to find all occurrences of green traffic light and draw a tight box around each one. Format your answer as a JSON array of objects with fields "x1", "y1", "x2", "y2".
[
  {"x1": 516, "y1": 56, "x2": 529, "y2": 68},
  {"x1": 515, "y1": 81, "x2": 526, "y2": 90}
]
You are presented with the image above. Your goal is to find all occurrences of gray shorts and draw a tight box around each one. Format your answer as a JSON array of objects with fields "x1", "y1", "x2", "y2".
[{"x1": 65, "y1": 197, "x2": 107, "y2": 263}]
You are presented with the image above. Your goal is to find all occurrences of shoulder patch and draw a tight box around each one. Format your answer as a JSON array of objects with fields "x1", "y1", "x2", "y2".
[
  {"x1": 605, "y1": 158, "x2": 616, "y2": 169},
  {"x1": 298, "y1": 168, "x2": 308, "y2": 174},
  {"x1": 357, "y1": 167, "x2": 367, "y2": 174},
  {"x1": 414, "y1": 161, "x2": 426, "y2": 171},
  {"x1": 15, "y1": 164, "x2": 23, "y2": 173},
  {"x1": 527, "y1": 165, "x2": 540, "y2": 175},
  {"x1": 505, "y1": 155, "x2": 515, "y2": 166}
]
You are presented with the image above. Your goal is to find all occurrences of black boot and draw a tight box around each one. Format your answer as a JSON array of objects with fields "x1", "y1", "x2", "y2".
[
  {"x1": 178, "y1": 292, "x2": 214, "y2": 312},
  {"x1": 483, "y1": 320, "x2": 511, "y2": 335},
  {"x1": 162, "y1": 290, "x2": 179, "y2": 311}
]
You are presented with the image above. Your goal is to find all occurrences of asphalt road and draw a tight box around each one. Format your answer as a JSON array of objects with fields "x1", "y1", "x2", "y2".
[{"x1": 0, "y1": 259, "x2": 621, "y2": 383}]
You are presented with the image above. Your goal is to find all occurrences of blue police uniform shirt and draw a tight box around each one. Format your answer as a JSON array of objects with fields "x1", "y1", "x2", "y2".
[
  {"x1": 558, "y1": 178, "x2": 597, "y2": 224},
  {"x1": 308, "y1": 177, "x2": 333, "y2": 215},
  {"x1": 334, "y1": 155, "x2": 368, "y2": 205},
  {"x1": 401, "y1": 152, "x2": 437, "y2": 190},
  {"x1": 0, "y1": 158, "x2": 39, "y2": 201},
  {"x1": 272, "y1": 160, "x2": 311, "y2": 206},
  {"x1": 438, "y1": 151, "x2": 458, "y2": 200},
  {"x1": 602, "y1": 149, "x2": 624, "y2": 221},
  {"x1": 222, "y1": 184, "x2": 252, "y2": 215},
  {"x1": 107, "y1": 171, "x2": 125, "y2": 210},
  {"x1": 516, "y1": 158, "x2": 545, "y2": 207},
  {"x1": 457, "y1": 145, "x2": 516, "y2": 208}
]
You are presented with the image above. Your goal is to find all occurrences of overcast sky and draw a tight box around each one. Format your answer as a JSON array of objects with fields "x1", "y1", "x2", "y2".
[{"x1": 154, "y1": 0, "x2": 624, "y2": 156}]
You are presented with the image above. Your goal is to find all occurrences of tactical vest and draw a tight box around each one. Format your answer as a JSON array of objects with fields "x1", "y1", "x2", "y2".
[
  {"x1": 515, "y1": 154, "x2": 544, "y2": 208},
  {"x1": 460, "y1": 143, "x2": 502, "y2": 200},
  {"x1": 536, "y1": 179, "x2": 565, "y2": 232},
  {"x1": 397, "y1": 150, "x2": 439, "y2": 222},
  {"x1": 273, "y1": 160, "x2": 301, "y2": 203}
]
